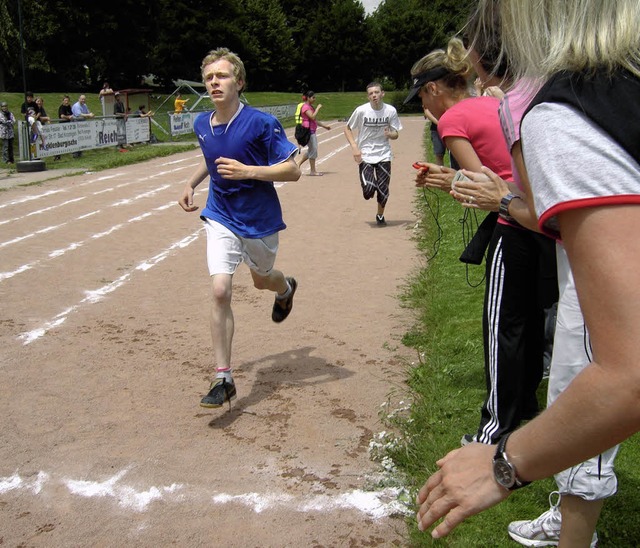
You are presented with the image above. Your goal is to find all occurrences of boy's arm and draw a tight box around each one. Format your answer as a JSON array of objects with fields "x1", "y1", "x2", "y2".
[
  {"x1": 344, "y1": 124, "x2": 362, "y2": 164},
  {"x1": 178, "y1": 159, "x2": 209, "y2": 212},
  {"x1": 215, "y1": 156, "x2": 301, "y2": 182}
]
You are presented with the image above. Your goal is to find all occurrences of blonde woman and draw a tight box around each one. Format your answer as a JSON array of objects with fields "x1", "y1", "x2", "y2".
[
  {"x1": 409, "y1": 36, "x2": 558, "y2": 453},
  {"x1": 416, "y1": 0, "x2": 640, "y2": 540}
]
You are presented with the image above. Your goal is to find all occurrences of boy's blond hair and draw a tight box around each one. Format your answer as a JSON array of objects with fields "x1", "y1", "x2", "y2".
[{"x1": 201, "y1": 48, "x2": 247, "y2": 93}]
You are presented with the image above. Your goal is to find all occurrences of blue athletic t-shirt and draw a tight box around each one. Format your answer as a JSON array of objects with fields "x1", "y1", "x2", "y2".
[{"x1": 195, "y1": 104, "x2": 297, "y2": 238}]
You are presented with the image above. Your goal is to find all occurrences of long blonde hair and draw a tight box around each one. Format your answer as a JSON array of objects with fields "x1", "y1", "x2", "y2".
[
  {"x1": 410, "y1": 37, "x2": 473, "y2": 98},
  {"x1": 497, "y1": 0, "x2": 640, "y2": 80}
]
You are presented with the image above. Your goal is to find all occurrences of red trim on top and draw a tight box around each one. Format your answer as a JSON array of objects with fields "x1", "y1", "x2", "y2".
[{"x1": 539, "y1": 195, "x2": 640, "y2": 238}]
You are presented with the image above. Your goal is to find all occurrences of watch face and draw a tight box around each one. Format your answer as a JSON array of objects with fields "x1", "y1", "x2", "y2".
[{"x1": 493, "y1": 458, "x2": 515, "y2": 489}]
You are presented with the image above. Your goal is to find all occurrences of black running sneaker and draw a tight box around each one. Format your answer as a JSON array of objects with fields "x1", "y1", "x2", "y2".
[
  {"x1": 200, "y1": 378, "x2": 237, "y2": 408},
  {"x1": 376, "y1": 214, "x2": 386, "y2": 226},
  {"x1": 272, "y1": 277, "x2": 297, "y2": 323}
]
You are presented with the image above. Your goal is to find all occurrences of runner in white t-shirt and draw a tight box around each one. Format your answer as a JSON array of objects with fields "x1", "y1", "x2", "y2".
[{"x1": 344, "y1": 82, "x2": 402, "y2": 226}]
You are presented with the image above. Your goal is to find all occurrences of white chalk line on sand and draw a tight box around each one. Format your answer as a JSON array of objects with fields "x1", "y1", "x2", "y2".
[
  {"x1": 0, "y1": 163, "x2": 198, "y2": 227},
  {"x1": 0, "y1": 152, "x2": 200, "y2": 212},
  {"x1": 0, "y1": 183, "x2": 172, "y2": 251},
  {"x1": 0, "y1": 186, "x2": 208, "y2": 283},
  {"x1": 0, "y1": 468, "x2": 408, "y2": 518},
  {"x1": 0, "y1": 175, "x2": 121, "y2": 211},
  {"x1": 0, "y1": 203, "x2": 170, "y2": 282},
  {"x1": 17, "y1": 228, "x2": 203, "y2": 345}
]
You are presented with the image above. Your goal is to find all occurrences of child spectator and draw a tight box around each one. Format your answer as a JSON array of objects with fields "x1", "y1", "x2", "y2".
[{"x1": 0, "y1": 101, "x2": 16, "y2": 164}]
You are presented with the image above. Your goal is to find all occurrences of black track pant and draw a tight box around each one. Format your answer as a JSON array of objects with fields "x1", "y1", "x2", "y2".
[{"x1": 475, "y1": 223, "x2": 558, "y2": 444}]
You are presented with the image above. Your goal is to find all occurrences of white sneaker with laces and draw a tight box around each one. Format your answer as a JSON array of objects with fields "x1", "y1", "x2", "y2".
[{"x1": 507, "y1": 491, "x2": 598, "y2": 547}]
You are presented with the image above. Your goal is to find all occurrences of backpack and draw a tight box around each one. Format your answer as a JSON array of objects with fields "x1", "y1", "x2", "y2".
[
  {"x1": 294, "y1": 102, "x2": 311, "y2": 146},
  {"x1": 294, "y1": 124, "x2": 311, "y2": 146}
]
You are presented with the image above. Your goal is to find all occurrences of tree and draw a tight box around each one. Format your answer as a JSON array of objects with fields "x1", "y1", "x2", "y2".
[
  {"x1": 298, "y1": 0, "x2": 374, "y2": 91},
  {"x1": 235, "y1": 0, "x2": 296, "y2": 91},
  {"x1": 0, "y1": 0, "x2": 474, "y2": 93},
  {"x1": 148, "y1": 0, "x2": 244, "y2": 87},
  {"x1": 370, "y1": 0, "x2": 472, "y2": 89}
]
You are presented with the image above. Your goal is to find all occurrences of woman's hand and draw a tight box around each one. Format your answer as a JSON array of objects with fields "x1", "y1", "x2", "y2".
[
  {"x1": 450, "y1": 167, "x2": 511, "y2": 211},
  {"x1": 416, "y1": 442, "x2": 510, "y2": 538},
  {"x1": 414, "y1": 163, "x2": 456, "y2": 192}
]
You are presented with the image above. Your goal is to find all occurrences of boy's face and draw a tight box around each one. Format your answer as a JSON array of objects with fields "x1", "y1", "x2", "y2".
[
  {"x1": 367, "y1": 86, "x2": 384, "y2": 108},
  {"x1": 203, "y1": 59, "x2": 243, "y2": 106}
]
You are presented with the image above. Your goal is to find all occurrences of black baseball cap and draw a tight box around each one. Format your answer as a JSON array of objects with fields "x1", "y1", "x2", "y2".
[{"x1": 404, "y1": 66, "x2": 450, "y2": 104}]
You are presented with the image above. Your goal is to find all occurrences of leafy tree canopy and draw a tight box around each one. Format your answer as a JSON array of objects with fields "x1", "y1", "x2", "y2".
[{"x1": 2, "y1": 0, "x2": 471, "y2": 93}]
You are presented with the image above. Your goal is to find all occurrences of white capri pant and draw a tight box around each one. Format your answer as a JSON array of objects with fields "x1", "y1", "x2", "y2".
[
  {"x1": 305, "y1": 133, "x2": 318, "y2": 159},
  {"x1": 550, "y1": 243, "x2": 619, "y2": 500}
]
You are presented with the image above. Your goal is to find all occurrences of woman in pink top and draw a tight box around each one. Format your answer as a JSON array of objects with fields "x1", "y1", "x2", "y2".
[
  {"x1": 406, "y1": 36, "x2": 558, "y2": 448},
  {"x1": 296, "y1": 91, "x2": 331, "y2": 176}
]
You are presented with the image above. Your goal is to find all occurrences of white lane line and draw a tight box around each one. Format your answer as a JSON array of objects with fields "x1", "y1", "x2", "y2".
[
  {"x1": 160, "y1": 155, "x2": 200, "y2": 166},
  {"x1": 0, "y1": 184, "x2": 172, "y2": 250},
  {"x1": 17, "y1": 228, "x2": 203, "y2": 345},
  {"x1": 0, "y1": 469, "x2": 408, "y2": 518},
  {"x1": 0, "y1": 189, "x2": 206, "y2": 283},
  {"x1": 0, "y1": 197, "x2": 87, "y2": 227},
  {"x1": 0, "y1": 222, "x2": 66, "y2": 249},
  {"x1": 317, "y1": 143, "x2": 350, "y2": 164},
  {"x1": 295, "y1": 143, "x2": 351, "y2": 177},
  {"x1": 0, "y1": 164, "x2": 198, "y2": 224},
  {"x1": 0, "y1": 188, "x2": 65, "y2": 210},
  {"x1": 0, "y1": 174, "x2": 125, "y2": 211}
]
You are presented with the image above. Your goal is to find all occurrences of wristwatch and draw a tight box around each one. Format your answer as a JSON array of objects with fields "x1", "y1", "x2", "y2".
[
  {"x1": 493, "y1": 433, "x2": 531, "y2": 490},
  {"x1": 499, "y1": 193, "x2": 522, "y2": 223}
]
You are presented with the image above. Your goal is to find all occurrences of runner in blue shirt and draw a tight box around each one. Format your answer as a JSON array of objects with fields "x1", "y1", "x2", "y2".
[{"x1": 178, "y1": 47, "x2": 301, "y2": 410}]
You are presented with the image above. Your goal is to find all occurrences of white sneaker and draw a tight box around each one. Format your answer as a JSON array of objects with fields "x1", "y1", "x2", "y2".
[{"x1": 507, "y1": 491, "x2": 598, "y2": 547}]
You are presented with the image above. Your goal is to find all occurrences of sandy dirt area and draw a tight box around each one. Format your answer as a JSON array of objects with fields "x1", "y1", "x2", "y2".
[{"x1": 0, "y1": 116, "x2": 428, "y2": 546}]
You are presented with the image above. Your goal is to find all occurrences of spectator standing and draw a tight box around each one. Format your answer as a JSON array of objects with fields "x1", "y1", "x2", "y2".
[
  {"x1": 174, "y1": 92, "x2": 189, "y2": 113},
  {"x1": 55, "y1": 95, "x2": 74, "y2": 160},
  {"x1": 296, "y1": 91, "x2": 331, "y2": 176},
  {"x1": 113, "y1": 92, "x2": 127, "y2": 151},
  {"x1": 344, "y1": 81, "x2": 402, "y2": 226},
  {"x1": 71, "y1": 95, "x2": 95, "y2": 120},
  {"x1": 136, "y1": 104, "x2": 153, "y2": 117},
  {"x1": 450, "y1": 76, "x2": 616, "y2": 548},
  {"x1": 178, "y1": 47, "x2": 301, "y2": 409},
  {"x1": 20, "y1": 91, "x2": 38, "y2": 119},
  {"x1": 408, "y1": 36, "x2": 558, "y2": 447},
  {"x1": 99, "y1": 81, "x2": 113, "y2": 111},
  {"x1": 35, "y1": 97, "x2": 50, "y2": 124},
  {"x1": 414, "y1": 0, "x2": 640, "y2": 540},
  {"x1": 71, "y1": 94, "x2": 94, "y2": 157},
  {"x1": 58, "y1": 95, "x2": 74, "y2": 123},
  {"x1": 0, "y1": 101, "x2": 16, "y2": 164}
]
